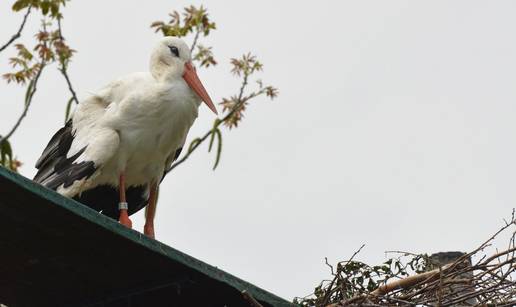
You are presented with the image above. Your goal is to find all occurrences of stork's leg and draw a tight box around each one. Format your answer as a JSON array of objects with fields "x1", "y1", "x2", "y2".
[
  {"x1": 144, "y1": 182, "x2": 158, "y2": 239},
  {"x1": 118, "y1": 173, "x2": 132, "y2": 228}
]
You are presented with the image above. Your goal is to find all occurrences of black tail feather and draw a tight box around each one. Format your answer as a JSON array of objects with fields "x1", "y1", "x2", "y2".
[{"x1": 74, "y1": 184, "x2": 149, "y2": 219}]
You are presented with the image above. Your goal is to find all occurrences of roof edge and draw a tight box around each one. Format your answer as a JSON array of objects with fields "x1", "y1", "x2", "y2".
[{"x1": 0, "y1": 166, "x2": 292, "y2": 306}]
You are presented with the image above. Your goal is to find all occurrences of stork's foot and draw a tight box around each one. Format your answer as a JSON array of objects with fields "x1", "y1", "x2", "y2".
[
  {"x1": 144, "y1": 224, "x2": 155, "y2": 239},
  {"x1": 119, "y1": 214, "x2": 133, "y2": 229},
  {"x1": 118, "y1": 202, "x2": 132, "y2": 229}
]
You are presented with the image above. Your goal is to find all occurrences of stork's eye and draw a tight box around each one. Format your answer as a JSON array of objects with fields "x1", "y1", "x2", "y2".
[{"x1": 169, "y1": 46, "x2": 179, "y2": 57}]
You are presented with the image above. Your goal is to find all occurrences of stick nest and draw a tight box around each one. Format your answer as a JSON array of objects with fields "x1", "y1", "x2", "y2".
[{"x1": 295, "y1": 211, "x2": 516, "y2": 306}]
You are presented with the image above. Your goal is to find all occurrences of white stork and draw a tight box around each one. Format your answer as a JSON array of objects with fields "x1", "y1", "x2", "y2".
[{"x1": 33, "y1": 37, "x2": 217, "y2": 239}]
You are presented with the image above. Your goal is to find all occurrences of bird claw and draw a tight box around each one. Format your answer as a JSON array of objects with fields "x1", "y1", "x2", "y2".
[
  {"x1": 144, "y1": 224, "x2": 155, "y2": 239},
  {"x1": 119, "y1": 216, "x2": 133, "y2": 229}
]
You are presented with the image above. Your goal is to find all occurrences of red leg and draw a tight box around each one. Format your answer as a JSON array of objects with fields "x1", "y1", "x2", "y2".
[
  {"x1": 118, "y1": 173, "x2": 132, "y2": 228},
  {"x1": 144, "y1": 183, "x2": 158, "y2": 239}
]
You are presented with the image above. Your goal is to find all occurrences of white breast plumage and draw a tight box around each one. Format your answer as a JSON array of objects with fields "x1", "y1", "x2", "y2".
[{"x1": 113, "y1": 79, "x2": 200, "y2": 187}]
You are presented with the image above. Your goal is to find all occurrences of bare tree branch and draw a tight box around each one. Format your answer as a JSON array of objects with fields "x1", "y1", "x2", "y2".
[
  {"x1": 0, "y1": 62, "x2": 45, "y2": 144},
  {"x1": 190, "y1": 28, "x2": 200, "y2": 53},
  {"x1": 0, "y1": 6, "x2": 31, "y2": 53},
  {"x1": 57, "y1": 18, "x2": 79, "y2": 105}
]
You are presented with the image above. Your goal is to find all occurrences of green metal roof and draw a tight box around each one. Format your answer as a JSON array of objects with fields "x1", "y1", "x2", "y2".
[{"x1": 0, "y1": 167, "x2": 292, "y2": 307}]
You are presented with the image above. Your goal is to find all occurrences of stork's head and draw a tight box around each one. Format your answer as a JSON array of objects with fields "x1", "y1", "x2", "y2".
[{"x1": 150, "y1": 36, "x2": 217, "y2": 114}]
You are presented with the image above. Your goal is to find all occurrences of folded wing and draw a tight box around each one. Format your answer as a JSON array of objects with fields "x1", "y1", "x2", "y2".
[{"x1": 34, "y1": 95, "x2": 120, "y2": 197}]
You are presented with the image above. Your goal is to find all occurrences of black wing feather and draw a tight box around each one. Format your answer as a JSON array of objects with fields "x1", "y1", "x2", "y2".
[
  {"x1": 34, "y1": 119, "x2": 96, "y2": 190},
  {"x1": 34, "y1": 120, "x2": 148, "y2": 218},
  {"x1": 160, "y1": 146, "x2": 183, "y2": 183},
  {"x1": 35, "y1": 120, "x2": 74, "y2": 170}
]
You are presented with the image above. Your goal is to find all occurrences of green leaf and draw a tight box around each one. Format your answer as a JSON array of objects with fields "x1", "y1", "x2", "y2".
[
  {"x1": 12, "y1": 0, "x2": 29, "y2": 11},
  {"x1": 208, "y1": 120, "x2": 221, "y2": 152},
  {"x1": 50, "y1": 2, "x2": 59, "y2": 17},
  {"x1": 24, "y1": 79, "x2": 34, "y2": 106},
  {"x1": 0, "y1": 138, "x2": 13, "y2": 166},
  {"x1": 208, "y1": 130, "x2": 216, "y2": 152},
  {"x1": 40, "y1": 1, "x2": 50, "y2": 15},
  {"x1": 212, "y1": 129, "x2": 222, "y2": 170},
  {"x1": 64, "y1": 96, "x2": 74, "y2": 123},
  {"x1": 188, "y1": 138, "x2": 201, "y2": 153}
]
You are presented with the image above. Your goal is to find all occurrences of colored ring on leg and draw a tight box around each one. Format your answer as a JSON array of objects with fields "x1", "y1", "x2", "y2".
[{"x1": 118, "y1": 202, "x2": 128, "y2": 210}]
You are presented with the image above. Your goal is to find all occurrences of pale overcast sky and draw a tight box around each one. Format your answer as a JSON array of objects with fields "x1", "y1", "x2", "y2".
[{"x1": 1, "y1": 0, "x2": 516, "y2": 300}]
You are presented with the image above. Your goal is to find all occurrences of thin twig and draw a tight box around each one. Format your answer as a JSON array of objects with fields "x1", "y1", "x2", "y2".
[
  {"x1": 325, "y1": 258, "x2": 335, "y2": 276},
  {"x1": 57, "y1": 18, "x2": 79, "y2": 105},
  {"x1": 321, "y1": 245, "x2": 366, "y2": 306},
  {"x1": 0, "y1": 6, "x2": 31, "y2": 53},
  {"x1": 348, "y1": 244, "x2": 366, "y2": 263},
  {"x1": 0, "y1": 62, "x2": 46, "y2": 144},
  {"x1": 190, "y1": 28, "x2": 201, "y2": 53}
]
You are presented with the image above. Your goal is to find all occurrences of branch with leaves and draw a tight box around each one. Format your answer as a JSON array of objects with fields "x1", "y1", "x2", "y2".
[
  {"x1": 167, "y1": 54, "x2": 278, "y2": 173},
  {"x1": 151, "y1": 6, "x2": 216, "y2": 62},
  {"x1": 152, "y1": 6, "x2": 278, "y2": 174},
  {"x1": 1, "y1": 0, "x2": 75, "y2": 172}
]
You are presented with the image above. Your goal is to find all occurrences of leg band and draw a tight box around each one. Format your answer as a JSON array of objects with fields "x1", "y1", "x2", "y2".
[{"x1": 118, "y1": 202, "x2": 128, "y2": 210}]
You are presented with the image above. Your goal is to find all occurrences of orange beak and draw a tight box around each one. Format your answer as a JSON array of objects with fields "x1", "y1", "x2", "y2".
[{"x1": 183, "y1": 61, "x2": 218, "y2": 115}]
